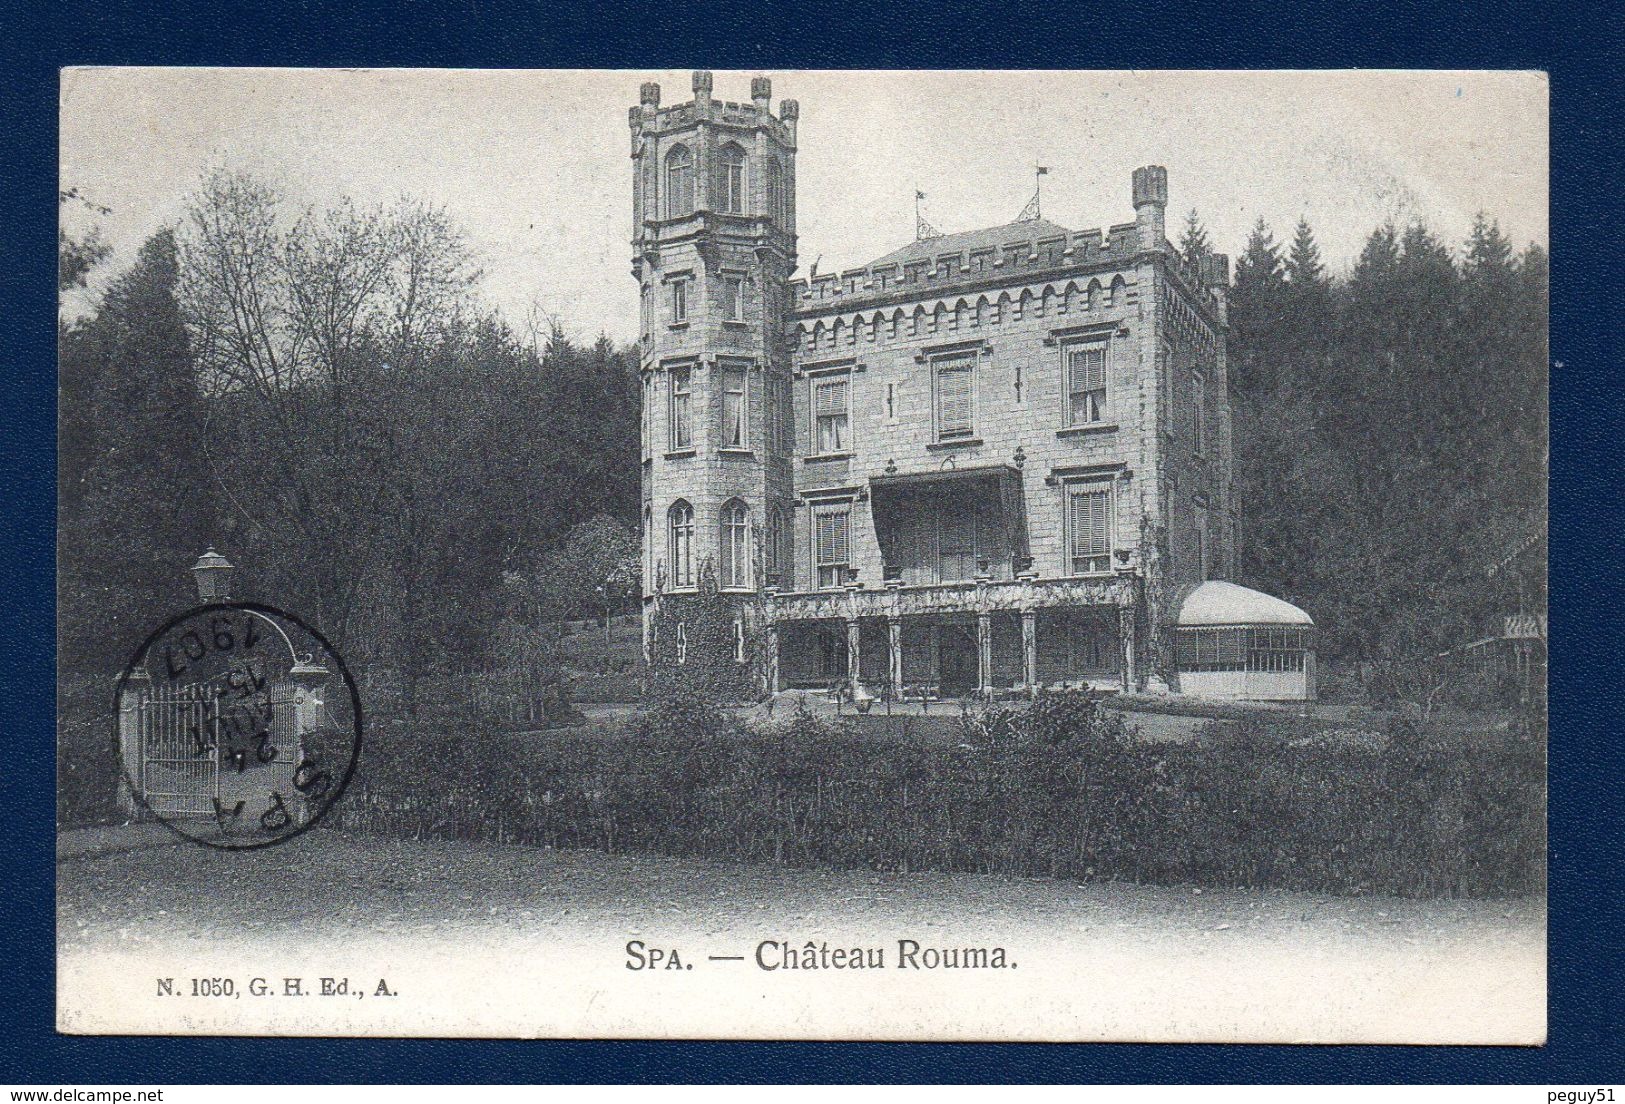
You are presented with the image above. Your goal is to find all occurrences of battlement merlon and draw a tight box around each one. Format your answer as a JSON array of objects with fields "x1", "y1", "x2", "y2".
[
  {"x1": 628, "y1": 73, "x2": 799, "y2": 147},
  {"x1": 785, "y1": 224, "x2": 1224, "y2": 317}
]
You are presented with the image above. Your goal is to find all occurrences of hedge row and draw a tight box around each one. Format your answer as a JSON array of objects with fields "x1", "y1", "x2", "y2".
[{"x1": 329, "y1": 692, "x2": 1545, "y2": 898}]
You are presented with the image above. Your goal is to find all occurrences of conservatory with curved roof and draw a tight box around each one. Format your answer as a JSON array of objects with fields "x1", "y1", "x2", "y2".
[{"x1": 1173, "y1": 581, "x2": 1316, "y2": 701}]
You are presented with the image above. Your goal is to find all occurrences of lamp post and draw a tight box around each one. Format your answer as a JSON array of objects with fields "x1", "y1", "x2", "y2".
[{"x1": 191, "y1": 548, "x2": 237, "y2": 602}]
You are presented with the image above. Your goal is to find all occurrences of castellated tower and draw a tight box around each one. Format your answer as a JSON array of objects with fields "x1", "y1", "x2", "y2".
[{"x1": 632, "y1": 72, "x2": 798, "y2": 685}]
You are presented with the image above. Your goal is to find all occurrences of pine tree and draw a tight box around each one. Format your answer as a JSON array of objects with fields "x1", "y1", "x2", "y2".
[
  {"x1": 1229, "y1": 218, "x2": 1286, "y2": 395},
  {"x1": 1178, "y1": 209, "x2": 1212, "y2": 270},
  {"x1": 1464, "y1": 212, "x2": 1514, "y2": 277},
  {"x1": 59, "y1": 230, "x2": 217, "y2": 671},
  {"x1": 1285, "y1": 218, "x2": 1325, "y2": 287}
]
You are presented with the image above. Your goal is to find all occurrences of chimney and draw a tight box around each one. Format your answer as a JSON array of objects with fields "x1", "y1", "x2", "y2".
[
  {"x1": 751, "y1": 76, "x2": 772, "y2": 114},
  {"x1": 1132, "y1": 165, "x2": 1169, "y2": 253},
  {"x1": 692, "y1": 70, "x2": 713, "y2": 101},
  {"x1": 640, "y1": 81, "x2": 661, "y2": 112},
  {"x1": 779, "y1": 98, "x2": 799, "y2": 143}
]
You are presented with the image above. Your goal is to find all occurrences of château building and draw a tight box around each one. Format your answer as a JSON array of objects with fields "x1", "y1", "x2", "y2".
[{"x1": 632, "y1": 72, "x2": 1314, "y2": 701}]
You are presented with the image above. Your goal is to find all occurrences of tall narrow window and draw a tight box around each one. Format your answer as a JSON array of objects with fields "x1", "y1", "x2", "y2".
[
  {"x1": 670, "y1": 278, "x2": 688, "y2": 324},
  {"x1": 641, "y1": 375, "x2": 652, "y2": 459},
  {"x1": 1066, "y1": 343, "x2": 1109, "y2": 426},
  {"x1": 721, "y1": 367, "x2": 747, "y2": 450},
  {"x1": 720, "y1": 499, "x2": 751, "y2": 589},
  {"x1": 766, "y1": 158, "x2": 784, "y2": 224},
  {"x1": 669, "y1": 368, "x2": 692, "y2": 450},
  {"x1": 722, "y1": 275, "x2": 744, "y2": 322},
  {"x1": 668, "y1": 501, "x2": 695, "y2": 589},
  {"x1": 1192, "y1": 372, "x2": 1206, "y2": 456},
  {"x1": 814, "y1": 506, "x2": 851, "y2": 590},
  {"x1": 717, "y1": 143, "x2": 746, "y2": 214},
  {"x1": 664, "y1": 145, "x2": 693, "y2": 217},
  {"x1": 813, "y1": 376, "x2": 850, "y2": 454},
  {"x1": 777, "y1": 504, "x2": 794, "y2": 583},
  {"x1": 766, "y1": 506, "x2": 781, "y2": 578},
  {"x1": 1194, "y1": 503, "x2": 1209, "y2": 581},
  {"x1": 934, "y1": 354, "x2": 975, "y2": 440},
  {"x1": 643, "y1": 506, "x2": 653, "y2": 591},
  {"x1": 1065, "y1": 483, "x2": 1113, "y2": 575}
]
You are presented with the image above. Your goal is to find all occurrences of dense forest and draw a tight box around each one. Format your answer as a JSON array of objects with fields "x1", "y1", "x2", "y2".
[
  {"x1": 58, "y1": 172, "x2": 642, "y2": 711},
  {"x1": 58, "y1": 173, "x2": 1547, "y2": 708},
  {"x1": 1182, "y1": 211, "x2": 1548, "y2": 696}
]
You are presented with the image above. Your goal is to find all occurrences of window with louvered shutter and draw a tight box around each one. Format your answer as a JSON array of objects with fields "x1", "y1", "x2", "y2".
[
  {"x1": 814, "y1": 377, "x2": 849, "y2": 454},
  {"x1": 1066, "y1": 484, "x2": 1112, "y2": 575},
  {"x1": 1066, "y1": 344, "x2": 1108, "y2": 425},
  {"x1": 815, "y1": 507, "x2": 850, "y2": 589},
  {"x1": 935, "y1": 356, "x2": 975, "y2": 439}
]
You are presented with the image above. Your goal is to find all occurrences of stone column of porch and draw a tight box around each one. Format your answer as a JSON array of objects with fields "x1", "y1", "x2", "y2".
[
  {"x1": 1118, "y1": 603, "x2": 1137, "y2": 693},
  {"x1": 884, "y1": 578, "x2": 903, "y2": 702},
  {"x1": 1021, "y1": 609, "x2": 1038, "y2": 698},
  {"x1": 887, "y1": 616, "x2": 903, "y2": 700},
  {"x1": 762, "y1": 587, "x2": 780, "y2": 696},
  {"x1": 974, "y1": 572, "x2": 993, "y2": 697},
  {"x1": 975, "y1": 612, "x2": 994, "y2": 697},
  {"x1": 845, "y1": 616, "x2": 862, "y2": 693}
]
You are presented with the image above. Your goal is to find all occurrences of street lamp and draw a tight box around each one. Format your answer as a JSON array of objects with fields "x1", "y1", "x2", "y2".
[{"x1": 191, "y1": 548, "x2": 237, "y2": 602}]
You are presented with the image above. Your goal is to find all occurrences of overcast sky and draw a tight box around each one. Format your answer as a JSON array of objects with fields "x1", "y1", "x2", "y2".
[{"x1": 60, "y1": 68, "x2": 1547, "y2": 344}]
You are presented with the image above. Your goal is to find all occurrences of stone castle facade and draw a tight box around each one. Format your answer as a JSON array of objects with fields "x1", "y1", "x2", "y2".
[{"x1": 634, "y1": 71, "x2": 1242, "y2": 698}]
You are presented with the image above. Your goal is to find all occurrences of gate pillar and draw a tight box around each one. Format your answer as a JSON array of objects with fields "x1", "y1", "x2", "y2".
[{"x1": 116, "y1": 667, "x2": 152, "y2": 818}]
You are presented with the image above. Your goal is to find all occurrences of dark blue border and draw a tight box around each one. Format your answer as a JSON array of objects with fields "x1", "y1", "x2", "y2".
[{"x1": 7, "y1": 0, "x2": 1619, "y2": 1084}]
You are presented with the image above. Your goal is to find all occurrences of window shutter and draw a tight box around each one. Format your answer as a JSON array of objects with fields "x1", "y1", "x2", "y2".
[
  {"x1": 937, "y1": 360, "x2": 973, "y2": 435},
  {"x1": 816, "y1": 509, "x2": 848, "y2": 564},
  {"x1": 1088, "y1": 491, "x2": 1110, "y2": 556},
  {"x1": 815, "y1": 379, "x2": 847, "y2": 417},
  {"x1": 1068, "y1": 489, "x2": 1089, "y2": 563},
  {"x1": 1069, "y1": 347, "x2": 1106, "y2": 393},
  {"x1": 1069, "y1": 486, "x2": 1112, "y2": 569}
]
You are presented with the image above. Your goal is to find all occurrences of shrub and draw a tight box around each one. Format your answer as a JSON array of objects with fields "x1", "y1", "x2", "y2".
[{"x1": 328, "y1": 690, "x2": 1545, "y2": 898}]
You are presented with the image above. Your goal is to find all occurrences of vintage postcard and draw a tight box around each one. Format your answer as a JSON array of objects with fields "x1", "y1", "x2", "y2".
[{"x1": 56, "y1": 68, "x2": 1547, "y2": 1041}]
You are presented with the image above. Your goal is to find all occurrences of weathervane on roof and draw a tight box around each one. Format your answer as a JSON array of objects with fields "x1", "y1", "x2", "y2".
[
  {"x1": 1017, "y1": 162, "x2": 1049, "y2": 222},
  {"x1": 915, "y1": 187, "x2": 942, "y2": 242}
]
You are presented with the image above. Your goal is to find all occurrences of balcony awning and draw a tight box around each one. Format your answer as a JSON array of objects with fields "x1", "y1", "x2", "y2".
[
  {"x1": 867, "y1": 461, "x2": 1020, "y2": 491},
  {"x1": 867, "y1": 462, "x2": 1030, "y2": 565}
]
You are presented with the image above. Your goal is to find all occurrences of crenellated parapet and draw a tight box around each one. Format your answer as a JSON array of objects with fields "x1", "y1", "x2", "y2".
[
  {"x1": 790, "y1": 270, "x2": 1143, "y2": 354},
  {"x1": 628, "y1": 71, "x2": 799, "y2": 148},
  {"x1": 786, "y1": 222, "x2": 1147, "y2": 307}
]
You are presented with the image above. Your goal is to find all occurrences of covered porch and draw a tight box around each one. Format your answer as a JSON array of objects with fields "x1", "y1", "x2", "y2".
[{"x1": 766, "y1": 574, "x2": 1139, "y2": 699}]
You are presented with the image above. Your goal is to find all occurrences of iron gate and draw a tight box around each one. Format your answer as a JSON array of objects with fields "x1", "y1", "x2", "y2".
[
  {"x1": 138, "y1": 683, "x2": 220, "y2": 819},
  {"x1": 136, "y1": 674, "x2": 302, "y2": 821}
]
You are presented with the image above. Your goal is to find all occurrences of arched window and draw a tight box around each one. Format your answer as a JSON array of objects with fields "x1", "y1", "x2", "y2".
[
  {"x1": 717, "y1": 143, "x2": 747, "y2": 214},
  {"x1": 664, "y1": 145, "x2": 694, "y2": 218},
  {"x1": 668, "y1": 500, "x2": 695, "y2": 589},
  {"x1": 766, "y1": 158, "x2": 784, "y2": 224},
  {"x1": 720, "y1": 499, "x2": 751, "y2": 589}
]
